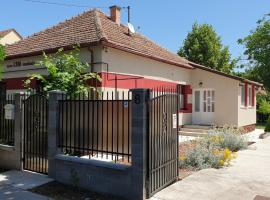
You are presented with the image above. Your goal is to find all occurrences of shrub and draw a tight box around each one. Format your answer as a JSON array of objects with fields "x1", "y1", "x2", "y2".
[
  {"x1": 206, "y1": 126, "x2": 248, "y2": 152},
  {"x1": 179, "y1": 144, "x2": 237, "y2": 170},
  {"x1": 265, "y1": 116, "x2": 270, "y2": 132},
  {"x1": 179, "y1": 145, "x2": 220, "y2": 169},
  {"x1": 179, "y1": 126, "x2": 245, "y2": 170}
]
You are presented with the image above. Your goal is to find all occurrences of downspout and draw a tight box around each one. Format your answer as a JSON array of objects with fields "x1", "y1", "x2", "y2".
[{"x1": 87, "y1": 48, "x2": 94, "y2": 73}]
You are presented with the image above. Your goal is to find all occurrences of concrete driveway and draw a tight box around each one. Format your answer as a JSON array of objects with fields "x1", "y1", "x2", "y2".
[
  {"x1": 152, "y1": 136, "x2": 270, "y2": 200},
  {"x1": 0, "y1": 170, "x2": 52, "y2": 200}
]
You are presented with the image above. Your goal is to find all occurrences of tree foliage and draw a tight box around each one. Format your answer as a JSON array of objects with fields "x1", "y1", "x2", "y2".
[
  {"x1": 24, "y1": 47, "x2": 101, "y2": 96},
  {"x1": 0, "y1": 44, "x2": 6, "y2": 78},
  {"x1": 238, "y1": 14, "x2": 270, "y2": 90},
  {"x1": 257, "y1": 98, "x2": 270, "y2": 115},
  {"x1": 0, "y1": 44, "x2": 5, "y2": 61},
  {"x1": 178, "y1": 23, "x2": 237, "y2": 74}
]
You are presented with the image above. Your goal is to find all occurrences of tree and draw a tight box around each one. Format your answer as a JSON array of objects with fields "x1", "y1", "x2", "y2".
[
  {"x1": 178, "y1": 23, "x2": 237, "y2": 74},
  {"x1": 24, "y1": 47, "x2": 101, "y2": 96},
  {"x1": 0, "y1": 44, "x2": 5, "y2": 61},
  {"x1": 0, "y1": 44, "x2": 6, "y2": 80},
  {"x1": 238, "y1": 14, "x2": 270, "y2": 90}
]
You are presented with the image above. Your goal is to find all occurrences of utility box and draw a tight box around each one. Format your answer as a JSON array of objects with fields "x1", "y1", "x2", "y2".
[{"x1": 4, "y1": 104, "x2": 15, "y2": 120}]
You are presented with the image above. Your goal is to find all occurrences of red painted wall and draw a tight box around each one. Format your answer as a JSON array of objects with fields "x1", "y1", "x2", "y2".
[
  {"x1": 3, "y1": 72, "x2": 193, "y2": 113},
  {"x1": 181, "y1": 85, "x2": 192, "y2": 113},
  {"x1": 100, "y1": 72, "x2": 178, "y2": 89},
  {"x1": 2, "y1": 77, "x2": 37, "y2": 90}
]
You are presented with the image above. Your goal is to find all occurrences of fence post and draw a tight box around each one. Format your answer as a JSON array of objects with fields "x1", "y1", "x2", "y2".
[
  {"x1": 48, "y1": 90, "x2": 66, "y2": 178},
  {"x1": 14, "y1": 93, "x2": 22, "y2": 170},
  {"x1": 130, "y1": 88, "x2": 150, "y2": 200}
]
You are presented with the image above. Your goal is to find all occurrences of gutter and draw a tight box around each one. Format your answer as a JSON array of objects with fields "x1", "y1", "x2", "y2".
[{"x1": 5, "y1": 42, "x2": 101, "y2": 60}]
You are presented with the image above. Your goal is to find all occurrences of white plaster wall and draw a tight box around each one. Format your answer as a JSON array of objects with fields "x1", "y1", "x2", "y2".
[
  {"x1": 3, "y1": 47, "x2": 100, "y2": 79},
  {"x1": 101, "y1": 47, "x2": 191, "y2": 84},
  {"x1": 237, "y1": 86, "x2": 256, "y2": 126},
  {"x1": 0, "y1": 31, "x2": 21, "y2": 45},
  {"x1": 191, "y1": 68, "x2": 240, "y2": 126},
  {"x1": 179, "y1": 113, "x2": 192, "y2": 125}
]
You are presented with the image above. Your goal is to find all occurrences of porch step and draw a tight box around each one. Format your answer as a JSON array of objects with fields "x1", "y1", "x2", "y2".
[
  {"x1": 179, "y1": 125, "x2": 213, "y2": 137},
  {"x1": 180, "y1": 128, "x2": 209, "y2": 133},
  {"x1": 179, "y1": 131, "x2": 208, "y2": 137},
  {"x1": 182, "y1": 125, "x2": 213, "y2": 130}
]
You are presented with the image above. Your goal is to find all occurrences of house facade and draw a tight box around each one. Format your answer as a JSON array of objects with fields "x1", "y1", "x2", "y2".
[
  {"x1": 0, "y1": 29, "x2": 22, "y2": 45},
  {"x1": 2, "y1": 6, "x2": 262, "y2": 130}
]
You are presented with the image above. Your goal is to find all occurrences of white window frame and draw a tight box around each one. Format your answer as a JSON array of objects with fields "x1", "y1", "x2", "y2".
[{"x1": 203, "y1": 90, "x2": 215, "y2": 113}]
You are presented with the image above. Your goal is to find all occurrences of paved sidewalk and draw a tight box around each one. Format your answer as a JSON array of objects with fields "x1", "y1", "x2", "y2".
[
  {"x1": 0, "y1": 170, "x2": 52, "y2": 200},
  {"x1": 152, "y1": 135, "x2": 270, "y2": 200}
]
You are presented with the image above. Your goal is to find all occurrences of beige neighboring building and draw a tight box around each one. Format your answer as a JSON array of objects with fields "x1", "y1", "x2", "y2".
[
  {"x1": 0, "y1": 29, "x2": 22, "y2": 45},
  {"x1": 2, "y1": 6, "x2": 262, "y2": 131}
]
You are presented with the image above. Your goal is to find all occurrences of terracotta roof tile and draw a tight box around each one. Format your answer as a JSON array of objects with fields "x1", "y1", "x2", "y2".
[{"x1": 5, "y1": 9, "x2": 192, "y2": 69}]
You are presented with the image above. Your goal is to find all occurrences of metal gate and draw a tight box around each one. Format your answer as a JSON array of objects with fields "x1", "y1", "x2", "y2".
[
  {"x1": 23, "y1": 94, "x2": 48, "y2": 174},
  {"x1": 147, "y1": 88, "x2": 179, "y2": 197}
]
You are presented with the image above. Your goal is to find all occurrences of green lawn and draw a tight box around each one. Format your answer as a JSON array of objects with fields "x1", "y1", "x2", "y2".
[{"x1": 256, "y1": 123, "x2": 266, "y2": 130}]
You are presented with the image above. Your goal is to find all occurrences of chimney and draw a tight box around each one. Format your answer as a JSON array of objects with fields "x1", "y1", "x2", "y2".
[{"x1": 110, "y1": 5, "x2": 121, "y2": 25}]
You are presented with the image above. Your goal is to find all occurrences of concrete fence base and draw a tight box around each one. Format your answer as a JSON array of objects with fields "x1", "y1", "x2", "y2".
[{"x1": 54, "y1": 154, "x2": 132, "y2": 199}]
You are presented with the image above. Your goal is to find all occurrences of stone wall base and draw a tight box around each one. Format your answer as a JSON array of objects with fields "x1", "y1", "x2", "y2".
[{"x1": 240, "y1": 124, "x2": 256, "y2": 134}]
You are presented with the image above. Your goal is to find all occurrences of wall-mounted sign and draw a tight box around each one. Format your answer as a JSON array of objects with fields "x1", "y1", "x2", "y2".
[
  {"x1": 172, "y1": 114, "x2": 177, "y2": 129},
  {"x1": 4, "y1": 104, "x2": 15, "y2": 120}
]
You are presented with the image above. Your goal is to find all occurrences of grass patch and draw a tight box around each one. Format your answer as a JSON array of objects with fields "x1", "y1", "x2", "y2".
[{"x1": 256, "y1": 123, "x2": 266, "y2": 130}]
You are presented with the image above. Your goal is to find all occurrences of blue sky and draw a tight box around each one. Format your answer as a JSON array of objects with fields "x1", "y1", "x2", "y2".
[{"x1": 1, "y1": 0, "x2": 269, "y2": 61}]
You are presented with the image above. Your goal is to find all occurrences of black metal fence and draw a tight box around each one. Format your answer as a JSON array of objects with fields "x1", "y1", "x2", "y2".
[
  {"x1": 23, "y1": 93, "x2": 48, "y2": 174},
  {"x1": 0, "y1": 94, "x2": 15, "y2": 146},
  {"x1": 147, "y1": 86, "x2": 179, "y2": 197},
  {"x1": 58, "y1": 90, "x2": 132, "y2": 164}
]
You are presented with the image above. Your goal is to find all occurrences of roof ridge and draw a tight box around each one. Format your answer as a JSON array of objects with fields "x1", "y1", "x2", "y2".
[{"x1": 93, "y1": 9, "x2": 108, "y2": 41}]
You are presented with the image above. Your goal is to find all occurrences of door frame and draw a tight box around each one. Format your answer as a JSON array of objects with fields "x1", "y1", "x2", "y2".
[{"x1": 192, "y1": 88, "x2": 215, "y2": 125}]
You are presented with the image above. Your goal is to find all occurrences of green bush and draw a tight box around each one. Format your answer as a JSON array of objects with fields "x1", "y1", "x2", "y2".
[
  {"x1": 179, "y1": 145, "x2": 221, "y2": 169},
  {"x1": 207, "y1": 126, "x2": 248, "y2": 152},
  {"x1": 179, "y1": 126, "x2": 246, "y2": 170},
  {"x1": 265, "y1": 117, "x2": 270, "y2": 132}
]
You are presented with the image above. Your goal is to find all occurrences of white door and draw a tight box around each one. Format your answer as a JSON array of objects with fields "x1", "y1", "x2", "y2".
[{"x1": 192, "y1": 89, "x2": 215, "y2": 125}]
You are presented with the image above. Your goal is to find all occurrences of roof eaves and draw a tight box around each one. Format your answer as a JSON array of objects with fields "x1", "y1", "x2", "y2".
[
  {"x1": 5, "y1": 41, "x2": 101, "y2": 60},
  {"x1": 190, "y1": 62, "x2": 263, "y2": 87}
]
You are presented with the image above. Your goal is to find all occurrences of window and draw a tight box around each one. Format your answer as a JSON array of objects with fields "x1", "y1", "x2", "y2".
[
  {"x1": 248, "y1": 86, "x2": 252, "y2": 107},
  {"x1": 195, "y1": 91, "x2": 200, "y2": 112},
  {"x1": 203, "y1": 90, "x2": 215, "y2": 112},
  {"x1": 240, "y1": 85, "x2": 245, "y2": 107}
]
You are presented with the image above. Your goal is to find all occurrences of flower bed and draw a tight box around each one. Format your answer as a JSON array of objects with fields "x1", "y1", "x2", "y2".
[{"x1": 179, "y1": 126, "x2": 247, "y2": 170}]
